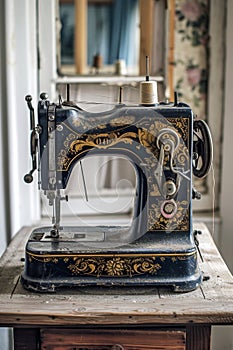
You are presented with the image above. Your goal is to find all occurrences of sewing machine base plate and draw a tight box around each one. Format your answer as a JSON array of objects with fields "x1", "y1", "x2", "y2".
[{"x1": 21, "y1": 226, "x2": 202, "y2": 293}]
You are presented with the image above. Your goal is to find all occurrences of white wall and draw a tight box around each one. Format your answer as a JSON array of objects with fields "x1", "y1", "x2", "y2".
[
  {"x1": 0, "y1": 4, "x2": 11, "y2": 346},
  {"x1": 211, "y1": 1, "x2": 233, "y2": 349},
  {"x1": 219, "y1": 0, "x2": 233, "y2": 274},
  {"x1": 0, "y1": 0, "x2": 9, "y2": 257},
  {"x1": 4, "y1": 0, "x2": 40, "y2": 239},
  {"x1": 0, "y1": 0, "x2": 39, "y2": 348}
]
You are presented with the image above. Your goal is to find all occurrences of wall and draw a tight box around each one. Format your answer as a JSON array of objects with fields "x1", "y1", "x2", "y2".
[
  {"x1": 219, "y1": 0, "x2": 233, "y2": 274},
  {"x1": 211, "y1": 0, "x2": 233, "y2": 348},
  {"x1": 2, "y1": 0, "x2": 40, "y2": 240},
  {"x1": 0, "y1": 1, "x2": 12, "y2": 348},
  {"x1": 0, "y1": 0, "x2": 10, "y2": 257},
  {"x1": 0, "y1": 1, "x2": 39, "y2": 348}
]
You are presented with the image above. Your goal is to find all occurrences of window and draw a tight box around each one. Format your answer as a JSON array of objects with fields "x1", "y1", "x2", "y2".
[{"x1": 38, "y1": 0, "x2": 224, "y2": 225}]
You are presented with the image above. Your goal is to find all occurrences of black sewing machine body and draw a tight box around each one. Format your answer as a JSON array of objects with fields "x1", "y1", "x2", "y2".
[{"x1": 21, "y1": 93, "x2": 212, "y2": 292}]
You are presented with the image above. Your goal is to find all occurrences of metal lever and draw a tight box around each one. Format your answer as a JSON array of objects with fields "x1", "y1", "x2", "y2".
[
  {"x1": 154, "y1": 128, "x2": 181, "y2": 197},
  {"x1": 24, "y1": 95, "x2": 38, "y2": 183},
  {"x1": 194, "y1": 230, "x2": 204, "y2": 262}
]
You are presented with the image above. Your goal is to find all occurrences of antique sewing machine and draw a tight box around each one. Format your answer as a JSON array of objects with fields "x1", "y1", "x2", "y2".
[{"x1": 21, "y1": 70, "x2": 213, "y2": 292}]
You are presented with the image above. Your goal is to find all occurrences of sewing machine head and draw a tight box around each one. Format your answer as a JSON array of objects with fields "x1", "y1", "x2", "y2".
[{"x1": 21, "y1": 69, "x2": 213, "y2": 292}]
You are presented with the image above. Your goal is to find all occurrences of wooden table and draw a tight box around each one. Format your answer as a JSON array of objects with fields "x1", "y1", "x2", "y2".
[{"x1": 0, "y1": 223, "x2": 233, "y2": 350}]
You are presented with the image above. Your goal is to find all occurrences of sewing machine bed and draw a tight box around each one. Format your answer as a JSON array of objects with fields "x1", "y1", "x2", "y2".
[
  {"x1": 24, "y1": 225, "x2": 194, "y2": 246},
  {"x1": 20, "y1": 225, "x2": 201, "y2": 292}
]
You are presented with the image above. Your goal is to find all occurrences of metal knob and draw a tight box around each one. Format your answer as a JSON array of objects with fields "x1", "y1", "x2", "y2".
[
  {"x1": 163, "y1": 180, "x2": 177, "y2": 197},
  {"x1": 25, "y1": 95, "x2": 32, "y2": 103},
  {"x1": 40, "y1": 92, "x2": 48, "y2": 100},
  {"x1": 161, "y1": 199, "x2": 177, "y2": 219},
  {"x1": 192, "y1": 188, "x2": 202, "y2": 200},
  {"x1": 24, "y1": 173, "x2": 33, "y2": 183}
]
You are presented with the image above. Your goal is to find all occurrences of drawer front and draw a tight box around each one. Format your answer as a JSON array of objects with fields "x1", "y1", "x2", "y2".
[{"x1": 40, "y1": 328, "x2": 186, "y2": 350}]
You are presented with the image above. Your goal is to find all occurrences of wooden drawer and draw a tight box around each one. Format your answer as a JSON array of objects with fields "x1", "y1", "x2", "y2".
[{"x1": 40, "y1": 328, "x2": 186, "y2": 350}]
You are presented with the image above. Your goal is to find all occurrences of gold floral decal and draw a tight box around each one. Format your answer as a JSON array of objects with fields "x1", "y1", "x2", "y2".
[
  {"x1": 71, "y1": 131, "x2": 137, "y2": 152},
  {"x1": 148, "y1": 200, "x2": 189, "y2": 231},
  {"x1": 57, "y1": 117, "x2": 189, "y2": 172},
  {"x1": 168, "y1": 118, "x2": 190, "y2": 142},
  {"x1": 110, "y1": 116, "x2": 135, "y2": 126},
  {"x1": 28, "y1": 253, "x2": 194, "y2": 266},
  {"x1": 71, "y1": 115, "x2": 135, "y2": 130},
  {"x1": 67, "y1": 256, "x2": 162, "y2": 277},
  {"x1": 28, "y1": 256, "x2": 59, "y2": 264},
  {"x1": 71, "y1": 116, "x2": 98, "y2": 130},
  {"x1": 138, "y1": 128, "x2": 157, "y2": 154},
  {"x1": 58, "y1": 131, "x2": 138, "y2": 171}
]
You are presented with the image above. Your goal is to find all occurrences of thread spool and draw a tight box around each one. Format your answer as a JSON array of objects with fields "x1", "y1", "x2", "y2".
[
  {"x1": 93, "y1": 54, "x2": 103, "y2": 70},
  {"x1": 115, "y1": 59, "x2": 127, "y2": 75},
  {"x1": 92, "y1": 54, "x2": 102, "y2": 74},
  {"x1": 140, "y1": 80, "x2": 158, "y2": 105}
]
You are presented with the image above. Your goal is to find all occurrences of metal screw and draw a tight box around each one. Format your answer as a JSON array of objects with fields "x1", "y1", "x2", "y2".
[{"x1": 57, "y1": 124, "x2": 63, "y2": 131}]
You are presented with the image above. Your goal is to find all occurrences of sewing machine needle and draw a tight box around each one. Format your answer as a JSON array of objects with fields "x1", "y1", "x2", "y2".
[
  {"x1": 52, "y1": 201, "x2": 55, "y2": 224},
  {"x1": 80, "y1": 161, "x2": 88, "y2": 201}
]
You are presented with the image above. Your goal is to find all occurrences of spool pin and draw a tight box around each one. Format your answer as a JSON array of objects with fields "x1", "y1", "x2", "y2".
[{"x1": 140, "y1": 56, "x2": 158, "y2": 105}]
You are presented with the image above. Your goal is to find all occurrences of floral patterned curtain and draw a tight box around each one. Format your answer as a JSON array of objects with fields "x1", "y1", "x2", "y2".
[{"x1": 174, "y1": 0, "x2": 209, "y2": 121}]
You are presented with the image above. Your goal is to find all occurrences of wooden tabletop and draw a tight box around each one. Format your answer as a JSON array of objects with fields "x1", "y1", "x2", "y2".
[{"x1": 0, "y1": 223, "x2": 233, "y2": 328}]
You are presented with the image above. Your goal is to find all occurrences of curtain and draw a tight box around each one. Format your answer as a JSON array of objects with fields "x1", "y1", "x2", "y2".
[
  {"x1": 88, "y1": 0, "x2": 139, "y2": 66},
  {"x1": 88, "y1": 4, "x2": 111, "y2": 65},
  {"x1": 109, "y1": 0, "x2": 138, "y2": 66}
]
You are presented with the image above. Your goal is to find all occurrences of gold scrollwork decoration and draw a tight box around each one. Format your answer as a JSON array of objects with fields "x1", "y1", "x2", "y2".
[
  {"x1": 67, "y1": 256, "x2": 162, "y2": 277},
  {"x1": 69, "y1": 131, "x2": 138, "y2": 152},
  {"x1": 58, "y1": 131, "x2": 138, "y2": 171},
  {"x1": 148, "y1": 200, "x2": 190, "y2": 231},
  {"x1": 110, "y1": 116, "x2": 135, "y2": 126},
  {"x1": 71, "y1": 117, "x2": 96, "y2": 130}
]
